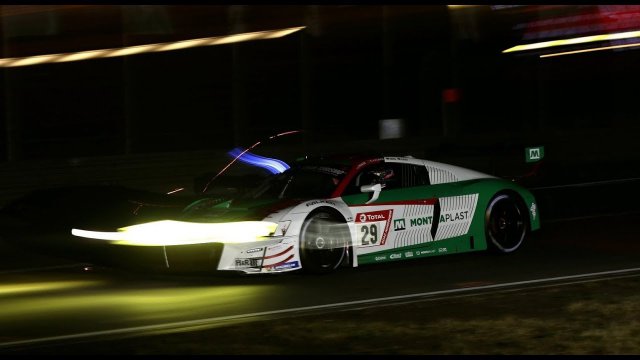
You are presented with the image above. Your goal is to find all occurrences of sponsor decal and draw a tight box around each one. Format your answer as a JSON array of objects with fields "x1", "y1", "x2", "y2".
[
  {"x1": 404, "y1": 251, "x2": 414, "y2": 258},
  {"x1": 356, "y1": 210, "x2": 391, "y2": 223},
  {"x1": 417, "y1": 249, "x2": 436, "y2": 255},
  {"x1": 235, "y1": 258, "x2": 262, "y2": 268},
  {"x1": 525, "y1": 146, "x2": 545, "y2": 163},
  {"x1": 410, "y1": 216, "x2": 433, "y2": 227},
  {"x1": 355, "y1": 209, "x2": 393, "y2": 247},
  {"x1": 438, "y1": 247, "x2": 448, "y2": 253},
  {"x1": 375, "y1": 256, "x2": 387, "y2": 261},
  {"x1": 305, "y1": 199, "x2": 338, "y2": 207},
  {"x1": 438, "y1": 210, "x2": 469, "y2": 223},
  {"x1": 272, "y1": 261, "x2": 299, "y2": 270},
  {"x1": 246, "y1": 247, "x2": 264, "y2": 254},
  {"x1": 383, "y1": 156, "x2": 410, "y2": 162},
  {"x1": 389, "y1": 253, "x2": 402, "y2": 259},
  {"x1": 394, "y1": 218, "x2": 406, "y2": 231},
  {"x1": 530, "y1": 202, "x2": 537, "y2": 220}
]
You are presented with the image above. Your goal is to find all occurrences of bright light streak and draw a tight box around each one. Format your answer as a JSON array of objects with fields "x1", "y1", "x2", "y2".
[
  {"x1": 540, "y1": 42, "x2": 640, "y2": 58},
  {"x1": 0, "y1": 280, "x2": 100, "y2": 296},
  {"x1": 72, "y1": 220, "x2": 278, "y2": 246},
  {"x1": 502, "y1": 30, "x2": 640, "y2": 53},
  {"x1": 166, "y1": 187, "x2": 184, "y2": 195},
  {"x1": 447, "y1": 5, "x2": 480, "y2": 9},
  {"x1": 0, "y1": 26, "x2": 306, "y2": 68},
  {"x1": 201, "y1": 129, "x2": 302, "y2": 193},
  {"x1": 227, "y1": 147, "x2": 290, "y2": 174}
]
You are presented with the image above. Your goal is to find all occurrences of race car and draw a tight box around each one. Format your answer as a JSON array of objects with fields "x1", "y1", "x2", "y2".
[{"x1": 71, "y1": 155, "x2": 540, "y2": 274}]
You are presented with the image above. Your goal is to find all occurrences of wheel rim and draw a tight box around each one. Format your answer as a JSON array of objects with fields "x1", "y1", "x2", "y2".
[
  {"x1": 487, "y1": 195, "x2": 526, "y2": 253},
  {"x1": 301, "y1": 214, "x2": 347, "y2": 271}
]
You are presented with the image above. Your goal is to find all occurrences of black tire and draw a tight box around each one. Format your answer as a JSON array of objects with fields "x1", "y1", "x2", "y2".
[
  {"x1": 485, "y1": 193, "x2": 528, "y2": 253},
  {"x1": 299, "y1": 210, "x2": 349, "y2": 274}
]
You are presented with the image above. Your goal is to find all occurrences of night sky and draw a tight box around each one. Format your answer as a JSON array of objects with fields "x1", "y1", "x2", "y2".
[{"x1": 1, "y1": 5, "x2": 639, "y2": 161}]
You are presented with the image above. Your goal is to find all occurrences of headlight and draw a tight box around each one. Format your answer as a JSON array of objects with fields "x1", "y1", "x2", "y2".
[{"x1": 71, "y1": 220, "x2": 278, "y2": 246}]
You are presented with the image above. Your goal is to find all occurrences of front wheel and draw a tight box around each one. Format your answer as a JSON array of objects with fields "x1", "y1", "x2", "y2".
[
  {"x1": 299, "y1": 210, "x2": 349, "y2": 274},
  {"x1": 485, "y1": 193, "x2": 528, "y2": 253}
]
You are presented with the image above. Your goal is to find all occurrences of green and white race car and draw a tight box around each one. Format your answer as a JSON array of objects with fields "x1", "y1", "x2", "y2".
[{"x1": 72, "y1": 154, "x2": 540, "y2": 274}]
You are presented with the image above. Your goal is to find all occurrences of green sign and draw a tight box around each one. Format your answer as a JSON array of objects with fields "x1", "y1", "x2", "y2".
[{"x1": 525, "y1": 146, "x2": 544, "y2": 163}]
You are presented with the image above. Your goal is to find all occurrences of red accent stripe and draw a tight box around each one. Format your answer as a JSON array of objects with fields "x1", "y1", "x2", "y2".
[
  {"x1": 380, "y1": 209, "x2": 393, "y2": 245},
  {"x1": 264, "y1": 254, "x2": 294, "y2": 268},
  {"x1": 331, "y1": 157, "x2": 384, "y2": 198},
  {"x1": 263, "y1": 245, "x2": 293, "y2": 260},
  {"x1": 352, "y1": 198, "x2": 438, "y2": 207}
]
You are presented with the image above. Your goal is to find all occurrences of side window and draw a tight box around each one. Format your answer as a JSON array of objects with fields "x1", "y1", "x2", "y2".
[
  {"x1": 371, "y1": 163, "x2": 431, "y2": 190},
  {"x1": 342, "y1": 162, "x2": 430, "y2": 196},
  {"x1": 394, "y1": 163, "x2": 431, "y2": 188},
  {"x1": 342, "y1": 164, "x2": 385, "y2": 196}
]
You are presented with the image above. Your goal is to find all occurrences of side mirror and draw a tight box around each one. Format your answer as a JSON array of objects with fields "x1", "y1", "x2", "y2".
[{"x1": 360, "y1": 183, "x2": 382, "y2": 204}]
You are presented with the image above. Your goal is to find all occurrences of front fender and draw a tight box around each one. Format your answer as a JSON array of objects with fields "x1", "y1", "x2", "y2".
[{"x1": 262, "y1": 198, "x2": 357, "y2": 267}]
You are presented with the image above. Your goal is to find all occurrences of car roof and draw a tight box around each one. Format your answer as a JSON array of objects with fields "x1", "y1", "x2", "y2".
[{"x1": 294, "y1": 154, "x2": 383, "y2": 168}]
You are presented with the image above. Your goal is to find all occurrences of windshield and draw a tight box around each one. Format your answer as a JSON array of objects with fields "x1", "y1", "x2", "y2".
[{"x1": 241, "y1": 165, "x2": 347, "y2": 201}]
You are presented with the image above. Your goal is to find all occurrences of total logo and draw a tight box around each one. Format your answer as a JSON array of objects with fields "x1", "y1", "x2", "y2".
[
  {"x1": 360, "y1": 214, "x2": 386, "y2": 221},
  {"x1": 356, "y1": 210, "x2": 392, "y2": 223}
]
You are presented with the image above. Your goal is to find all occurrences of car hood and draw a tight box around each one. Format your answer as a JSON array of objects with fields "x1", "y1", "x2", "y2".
[{"x1": 181, "y1": 197, "x2": 302, "y2": 223}]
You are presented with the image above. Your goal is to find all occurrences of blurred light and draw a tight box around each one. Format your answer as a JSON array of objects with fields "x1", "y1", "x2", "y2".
[
  {"x1": 490, "y1": 5, "x2": 525, "y2": 10},
  {"x1": 228, "y1": 147, "x2": 290, "y2": 174},
  {"x1": 442, "y1": 88, "x2": 461, "y2": 103},
  {"x1": 0, "y1": 280, "x2": 100, "y2": 296},
  {"x1": 379, "y1": 119, "x2": 405, "y2": 140},
  {"x1": 0, "y1": 26, "x2": 305, "y2": 68},
  {"x1": 540, "y1": 42, "x2": 640, "y2": 58},
  {"x1": 202, "y1": 130, "x2": 302, "y2": 193},
  {"x1": 503, "y1": 30, "x2": 640, "y2": 53},
  {"x1": 72, "y1": 220, "x2": 278, "y2": 246},
  {"x1": 448, "y1": 5, "x2": 480, "y2": 9},
  {"x1": 166, "y1": 187, "x2": 184, "y2": 194}
]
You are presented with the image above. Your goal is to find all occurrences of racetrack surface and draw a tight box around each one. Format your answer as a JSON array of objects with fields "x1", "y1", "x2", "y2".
[{"x1": 1, "y1": 183, "x2": 640, "y2": 354}]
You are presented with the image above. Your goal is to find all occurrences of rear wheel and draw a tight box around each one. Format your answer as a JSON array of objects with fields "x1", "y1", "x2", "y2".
[
  {"x1": 485, "y1": 193, "x2": 528, "y2": 253},
  {"x1": 299, "y1": 210, "x2": 349, "y2": 274}
]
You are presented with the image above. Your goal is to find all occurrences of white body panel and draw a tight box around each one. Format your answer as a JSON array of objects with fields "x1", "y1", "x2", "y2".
[{"x1": 219, "y1": 156, "x2": 492, "y2": 274}]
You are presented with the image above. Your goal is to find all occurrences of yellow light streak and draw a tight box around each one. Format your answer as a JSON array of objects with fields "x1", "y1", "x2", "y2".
[
  {"x1": 540, "y1": 42, "x2": 640, "y2": 58},
  {"x1": 0, "y1": 284, "x2": 267, "y2": 325},
  {"x1": 0, "y1": 280, "x2": 100, "y2": 296},
  {"x1": 72, "y1": 220, "x2": 278, "y2": 246},
  {"x1": 0, "y1": 26, "x2": 306, "y2": 68},
  {"x1": 503, "y1": 30, "x2": 640, "y2": 53}
]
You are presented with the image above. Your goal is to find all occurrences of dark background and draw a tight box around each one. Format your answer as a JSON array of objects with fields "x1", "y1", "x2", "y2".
[{"x1": 1, "y1": 5, "x2": 639, "y2": 181}]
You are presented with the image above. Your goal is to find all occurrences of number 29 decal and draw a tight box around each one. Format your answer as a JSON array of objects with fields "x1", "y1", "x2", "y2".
[
  {"x1": 361, "y1": 224, "x2": 378, "y2": 245},
  {"x1": 354, "y1": 209, "x2": 393, "y2": 247}
]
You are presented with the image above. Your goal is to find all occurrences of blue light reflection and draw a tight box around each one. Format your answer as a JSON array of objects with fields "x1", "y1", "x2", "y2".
[{"x1": 227, "y1": 147, "x2": 290, "y2": 174}]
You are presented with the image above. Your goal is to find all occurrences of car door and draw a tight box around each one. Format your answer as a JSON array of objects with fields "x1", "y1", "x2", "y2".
[{"x1": 340, "y1": 160, "x2": 438, "y2": 256}]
